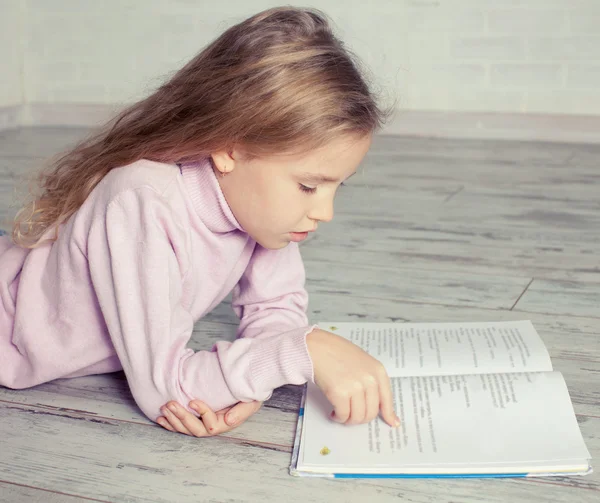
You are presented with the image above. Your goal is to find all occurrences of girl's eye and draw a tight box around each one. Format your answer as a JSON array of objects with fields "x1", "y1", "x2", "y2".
[{"x1": 299, "y1": 184, "x2": 317, "y2": 194}]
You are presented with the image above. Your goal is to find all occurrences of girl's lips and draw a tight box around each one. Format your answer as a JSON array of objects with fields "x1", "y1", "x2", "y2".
[{"x1": 289, "y1": 231, "x2": 309, "y2": 242}]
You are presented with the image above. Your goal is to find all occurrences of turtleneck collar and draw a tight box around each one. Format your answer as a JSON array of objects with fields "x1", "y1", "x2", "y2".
[{"x1": 179, "y1": 158, "x2": 244, "y2": 234}]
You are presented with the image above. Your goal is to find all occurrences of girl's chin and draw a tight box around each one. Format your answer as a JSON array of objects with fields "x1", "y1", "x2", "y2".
[{"x1": 251, "y1": 234, "x2": 291, "y2": 250}]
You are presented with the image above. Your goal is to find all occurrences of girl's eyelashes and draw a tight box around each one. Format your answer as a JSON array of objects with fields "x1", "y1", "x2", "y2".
[
  {"x1": 299, "y1": 184, "x2": 317, "y2": 194},
  {"x1": 299, "y1": 182, "x2": 346, "y2": 194}
]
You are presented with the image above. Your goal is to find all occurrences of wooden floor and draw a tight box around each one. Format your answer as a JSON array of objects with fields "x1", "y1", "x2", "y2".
[{"x1": 0, "y1": 127, "x2": 598, "y2": 502}]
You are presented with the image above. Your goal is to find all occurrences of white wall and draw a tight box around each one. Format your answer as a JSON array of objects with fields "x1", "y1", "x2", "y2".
[
  {"x1": 3, "y1": 0, "x2": 600, "y2": 116},
  {"x1": 0, "y1": 0, "x2": 24, "y2": 107}
]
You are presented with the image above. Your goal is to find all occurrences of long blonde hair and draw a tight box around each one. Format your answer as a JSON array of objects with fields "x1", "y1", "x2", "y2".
[{"x1": 13, "y1": 7, "x2": 392, "y2": 248}]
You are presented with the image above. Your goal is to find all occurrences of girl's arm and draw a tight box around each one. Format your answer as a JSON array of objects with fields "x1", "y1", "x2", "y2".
[
  {"x1": 230, "y1": 241, "x2": 399, "y2": 428},
  {"x1": 231, "y1": 241, "x2": 316, "y2": 341},
  {"x1": 88, "y1": 187, "x2": 313, "y2": 423}
]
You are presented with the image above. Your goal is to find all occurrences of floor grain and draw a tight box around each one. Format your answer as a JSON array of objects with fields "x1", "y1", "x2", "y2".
[{"x1": 0, "y1": 128, "x2": 598, "y2": 502}]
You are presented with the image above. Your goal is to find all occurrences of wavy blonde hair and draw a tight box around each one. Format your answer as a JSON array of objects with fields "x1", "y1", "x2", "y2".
[{"x1": 12, "y1": 6, "x2": 392, "y2": 248}]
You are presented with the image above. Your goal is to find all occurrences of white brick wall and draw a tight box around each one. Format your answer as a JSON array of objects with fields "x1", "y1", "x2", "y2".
[
  {"x1": 490, "y1": 65, "x2": 563, "y2": 88},
  {"x1": 0, "y1": 0, "x2": 24, "y2": 107},
  {"x1": 528, "y1": 36, "x2": 599, "y2": 61},
  {"x1": 2, "y1": 0, "x2": 600, "y2": 116},
  {"x1": 405, "y1": 1, "x2": 600, "y2": 114},
  {"x1": 451, "y1": 37, "x2": 526, "y2": 61},
  {"x1": 570, "y1": 11, "x2": 600, "y2": 34},
  {"x1": 568, "y1": 65, "x2": 600, "y2": 89},
  {"x1": 487, "y1": 9, "x2": 567, "y2": 34}
]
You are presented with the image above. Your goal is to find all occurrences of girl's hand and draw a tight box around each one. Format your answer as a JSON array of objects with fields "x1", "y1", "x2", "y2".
[
  {"x1": 156, "y1": 399, "x2": 262, "y2": 437},
  {"x1": 306, "y1": 328, "x2": 400, "y2": 427}
]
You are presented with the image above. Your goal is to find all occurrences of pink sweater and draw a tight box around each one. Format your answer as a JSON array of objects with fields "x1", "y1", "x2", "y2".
[{"x1": 0, "y1": 159, "x2": 315, "y2": 421}]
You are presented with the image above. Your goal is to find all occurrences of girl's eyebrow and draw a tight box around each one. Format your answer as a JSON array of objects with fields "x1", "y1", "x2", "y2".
[{"x1": 299, "y1": 171, "x2": 357, "y2": 184}]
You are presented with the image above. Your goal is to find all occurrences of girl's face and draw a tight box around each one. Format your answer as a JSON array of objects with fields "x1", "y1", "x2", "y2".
[{"x1": 212, "y1": 134, "x2": 372, "y2": 249}]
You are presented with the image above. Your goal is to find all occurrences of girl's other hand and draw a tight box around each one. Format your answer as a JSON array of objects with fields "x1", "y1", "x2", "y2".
[
  {"x1": 306, "y1": 328, "x2": 400, "y2": 428},
  {"x1": 156, "y1": 399, "x2": 262, "y2": 437}
]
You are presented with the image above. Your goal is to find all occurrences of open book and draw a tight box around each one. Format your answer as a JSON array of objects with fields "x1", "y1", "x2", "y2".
[{"x1": 290, "y1": 320, "x2": 592, "y2": 478}]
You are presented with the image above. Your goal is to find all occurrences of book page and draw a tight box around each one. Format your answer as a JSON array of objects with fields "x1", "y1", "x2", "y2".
[
  {"x1": 298, "y1": 372, "x2": 590, "y2": 473},
  {"x1": 318, "y1": 320, "x2": 552, "y2": 377}
]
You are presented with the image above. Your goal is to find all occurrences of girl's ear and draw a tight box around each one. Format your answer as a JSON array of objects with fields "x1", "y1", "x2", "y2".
[{"x1": 210, "y1": 150, "x2": 237, "y2": 175}]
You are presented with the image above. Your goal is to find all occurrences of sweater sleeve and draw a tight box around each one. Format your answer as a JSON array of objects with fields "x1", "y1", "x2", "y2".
[
  {"x1": 87, "y1": 187, "x2": 313, "y2": 421},
  {"x1": 231, "y1": 243, "x2": 317, "y2": 385}
]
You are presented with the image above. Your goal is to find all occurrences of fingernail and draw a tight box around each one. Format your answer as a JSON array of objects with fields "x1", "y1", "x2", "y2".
[
  {"x1": 228, "y1": 414, "x2": 238, "y2": 425},
  {"x1": 395, "y1": 416, "x2": 401, "y2": 427},
  {"x1": 168, "y1": 404, "x2": 178, "y2": 413}
]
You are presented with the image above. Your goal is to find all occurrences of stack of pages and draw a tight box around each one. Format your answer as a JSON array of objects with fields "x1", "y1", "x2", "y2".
[{"x1": 290, "y1": 321, "x2": 592, "y2": 479}]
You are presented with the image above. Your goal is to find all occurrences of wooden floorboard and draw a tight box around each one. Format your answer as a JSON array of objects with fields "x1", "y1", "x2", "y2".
[{"x1": 0, "y1": 128, "x2": 598, "y2": 502}]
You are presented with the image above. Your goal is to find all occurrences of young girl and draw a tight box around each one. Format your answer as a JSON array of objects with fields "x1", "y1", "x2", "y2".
[{"x1": 0, "y1": 7, "x2": 399, "y2": 437}]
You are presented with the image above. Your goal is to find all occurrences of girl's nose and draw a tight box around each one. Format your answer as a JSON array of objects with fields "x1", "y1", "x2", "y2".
[{"x1": 309, "y1": 198, "x2": 334, "y2": 223}]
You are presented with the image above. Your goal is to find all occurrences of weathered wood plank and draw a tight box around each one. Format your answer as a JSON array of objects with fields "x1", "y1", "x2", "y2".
[
  {"x1": 1, "y1": 128, "x2": 598, "y2": 502},
  {"x1": 0, "y1": 483, "x2": 98, "y2": 503},
  {"x1": 0, "y1": 309, "x2": 597, "y2": 446},
  {"x1": 0, "y1": 404, "x2": 597, "y2": 503},
  {"x1": 303, "y1": 260, "x2": 531, "y2": 310},
  {"x1": 0, "y1": 127, "x2": 92, "y2": 158},
  {"x1": 0, "y1": 380, "x2": 301, "y2": 450},
  {"x1": 361, "y1": 148, "x2": 599, "y2": 185},
  {"x1": 369, "y1": 135, "x2": 599, "y2": 166},
  {"x1": 0, "y1": 156, "x2": 45, "y2": 178},
  {"x1": 437, "y1": 191, "x2": 600, "y2": 235},
  {"x1": 301, "y1": 226, "x2": 600, "y2": 282},
  {"x1": 513, "y1": 279, "x2": 600, "y2": 318},
  {"x1": 0, "y1": 356, "x2": 596, "y2": 449}
]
